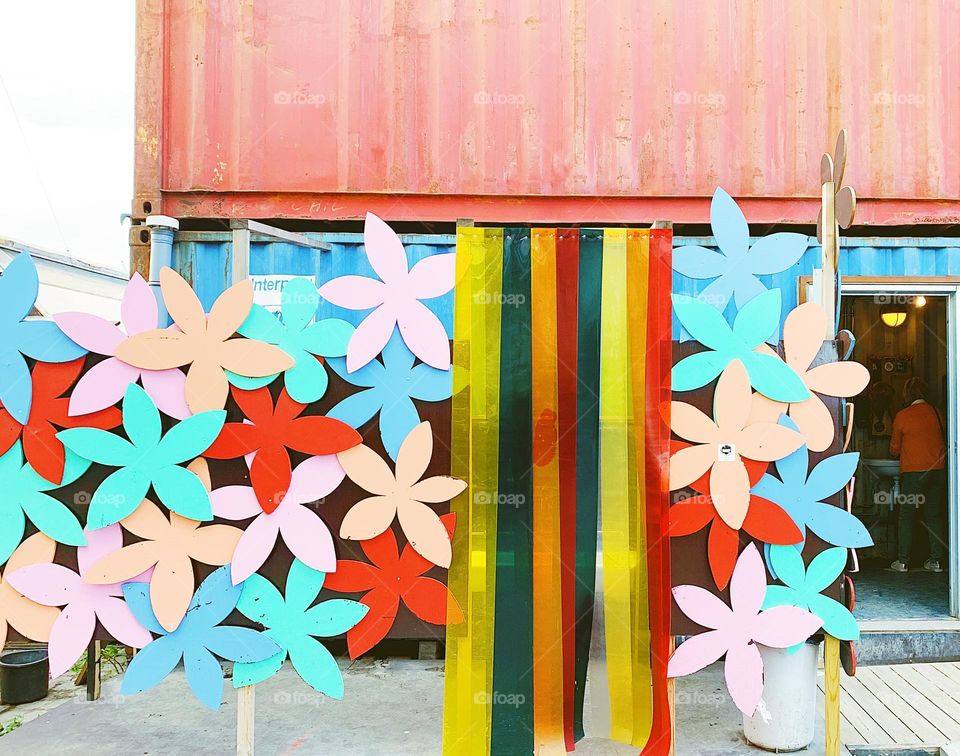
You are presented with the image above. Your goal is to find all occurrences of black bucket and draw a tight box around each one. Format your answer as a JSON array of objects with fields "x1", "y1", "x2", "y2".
[{"x1": 0, "y1": 649, "x2": 49, "y2": 705}]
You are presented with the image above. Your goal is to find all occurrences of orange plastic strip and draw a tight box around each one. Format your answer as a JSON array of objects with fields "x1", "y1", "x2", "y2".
[{"x1": 531, "y1": 228, "x2": 565, "y2": 754}]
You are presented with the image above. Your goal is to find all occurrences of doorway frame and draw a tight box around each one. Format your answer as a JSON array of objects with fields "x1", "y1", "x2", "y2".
[{"x1": 814, "y1": 279, "x2": 960, "y2": 618}]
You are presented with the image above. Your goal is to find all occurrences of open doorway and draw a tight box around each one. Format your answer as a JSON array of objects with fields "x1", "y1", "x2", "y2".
[{"x1": 840, "y1": 291, "x2": 953, "y2": 620}]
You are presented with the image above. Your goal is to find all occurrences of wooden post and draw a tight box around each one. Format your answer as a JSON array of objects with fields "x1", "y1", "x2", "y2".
[
  {"x1": 824, "y1": 635, "x2": 841, "y2": 756},
  {"x1": 85, "y1": 639, "x2": 101, "y2": 701},
  {"x1": 820, "y1": 173, "x2": 838, "y2": 339},
  {"x1": 231, "y1": 226, "x2": 251, "y2": 284},
  {"x1": 237, "y1": 684, "x2": 255, "y2": 756}
]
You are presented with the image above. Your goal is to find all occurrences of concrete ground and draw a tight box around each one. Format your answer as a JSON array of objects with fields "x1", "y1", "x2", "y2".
[{"x1": 0, "y1": 658, "x2": 830, "y2": 755}]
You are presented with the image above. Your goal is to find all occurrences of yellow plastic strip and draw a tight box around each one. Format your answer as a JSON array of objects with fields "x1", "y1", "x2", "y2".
[
  {"x1": 530, "y1": 228, "x2": 566, "y2": 754},
  {"x1": 626, "y1": 230, "x2": 653, "y2": 746},
  {"x1": 443, "y1": 227, "x2": 503, "y2": 755},
  {"x1": 824, "y1": 635, "x2": 841, "y2": 756},
  {"x1": 599, "y1": 228, "x2": 635, "y2": 743}
]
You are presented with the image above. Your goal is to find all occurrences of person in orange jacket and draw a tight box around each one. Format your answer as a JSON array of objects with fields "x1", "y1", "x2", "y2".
[{"x1": 888, "y1": 377, "x2": 946, "y2": 573}]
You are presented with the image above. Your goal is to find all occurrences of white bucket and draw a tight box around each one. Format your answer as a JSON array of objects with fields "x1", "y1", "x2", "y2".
[{"x1": 743, "y1": 642, "x2": 818, "y2": 751}]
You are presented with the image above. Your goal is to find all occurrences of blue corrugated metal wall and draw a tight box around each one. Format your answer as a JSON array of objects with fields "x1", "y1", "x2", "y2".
[
  {"x1": 173, "y1": 233, "x2": 457, "y2": 334},
  {"x1": 672, "y1": 236, "x2": 960, "y2": 338},
  {"x1": 172, "y1": 233, "x2": 960, "y2": 340}
]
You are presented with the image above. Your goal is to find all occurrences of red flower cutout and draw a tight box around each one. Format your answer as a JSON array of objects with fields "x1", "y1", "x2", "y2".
[
  {"x1": 325, "y1": 513, "x2": 464, "y2": 659},
  {"x1": 0, "y1": 359, "x2": 121, "y2": 483},
  {"x1": 669, "y1": 441, "x2": 802, "y2": 590},
  {"x1": 203, "y1": 385, "x2": 361, "y2": 513}
]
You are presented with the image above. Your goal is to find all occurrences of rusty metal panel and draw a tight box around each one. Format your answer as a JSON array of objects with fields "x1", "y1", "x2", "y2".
[{"x1": 136, "y1": 0, "x2": 960, "y2": 224}]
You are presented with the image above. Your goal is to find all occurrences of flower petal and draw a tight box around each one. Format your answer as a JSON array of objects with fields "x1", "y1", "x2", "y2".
[
  {"x1": 408, "y1": 476, "x2": 467, "y2": 504},
  {"x1": 286, "y1": 455, "x2": 346, "y2": 504},
  {"x1": 407, "y1": 253, "x2": 456, "y2": 299},
  {"x1": 670, "y1": 402, "x2": 718, "y2": 444},
  {"x1": 729, "y1": 543, "x2": 766, "y2": 619},
  {"x1": 396, "y1": 300, "x2": 451, "y2": 370},
  {"x1": 345, "y1": 305, "x2": 397, "y2": 373},
  {"x1": 151, "y1": 553, "x2": 195, "y2": 632},
  {"x1": 394, "y1": 421, "x2": 433, "y2": 488},
  {"x1": 782, "y1": 302, "x2": 827, "y2": 372},
  {"x1": 672, "y1": 585, "x2": 732, "y2": 630},
  {"x1": 96, "y1": 595, "x2": 154, "y2": 648},
  {"x1": 140, "y1": 368, "x2": 191, "y2": 420},
  {"x1": 279, "y1": 506, "x2": 337, "y2": 574},
  {"x1": 751, "y1": 605, "x2": 822, "y2": 647},
  {"x1": 229, "y1": 515, "x2": 281, "y2": 584},
  {"x1": 805, "y1": 361, "x2": 870, "y2": 398},
  {"x1": 339, "y1": 496, "x2": 399, "y2": 542},
  {"x1": 723, "y1": 641, "x2": 763, "y2": 716},
  {"x1": 120, "y1": 635, "x2": 183, "y2": 697},
  {"x1": 669, "y1": 444, "x2": 716, "y2": 492},
  {"x1": 52, "y1": 313, "x2": 123, "y2": 355},
  {"x1": 788, "y1": 394, "x2": 836, "y2": 453},
  {"x1": 709, "y1": 459, "x2": 751, "y2": 530},
  {"x1": 318, "y1": 275, "x2": 387, "y2": 310},
  {"x1": 667, "y1": 630, "x2": 729, "y2": 677},
  {"x1": 397, "y1": 499, "x2": 451, "y2": 568},
  {"x1": 338, "y1": 444, "x2": 396, "y2": 496},
  {"x1": 737, "y1": 423, "x2": 804, "y2": 462},
  {"x1": 363, "y1": 212, "x2": 409, "y2": 283}
]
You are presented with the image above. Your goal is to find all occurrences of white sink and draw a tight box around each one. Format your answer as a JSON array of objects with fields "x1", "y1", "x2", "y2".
[{"x1": 862, "y1": 459, "x2": 900, "y2": 477}]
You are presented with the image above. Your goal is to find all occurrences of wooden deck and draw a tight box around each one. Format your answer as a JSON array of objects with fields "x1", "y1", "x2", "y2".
[{"x1": 818, "y1": 662, "x2": 960, "y2": 749}]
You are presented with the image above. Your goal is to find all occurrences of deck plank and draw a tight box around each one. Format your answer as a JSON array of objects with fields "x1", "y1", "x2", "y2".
[
  {"x1": 860, "y1": 666, "x2": 951, "y2": 743},
  {"x1": 840, "y1": 674, "x2": 917, "y2": 744},
  {"x1": 818, "y1": 686, "x2": 865, "y2": 745},
  {"x1": 887, "y1": 663, "x2": 960, "y2": 739},
  {"x1": 820, "y1": 676, "x2": 894, "y2": 745}
]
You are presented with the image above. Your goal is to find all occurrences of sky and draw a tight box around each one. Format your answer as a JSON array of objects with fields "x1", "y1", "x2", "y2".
[{"x1": 0, "y1": 2, "x2": 134, "y2": 272}]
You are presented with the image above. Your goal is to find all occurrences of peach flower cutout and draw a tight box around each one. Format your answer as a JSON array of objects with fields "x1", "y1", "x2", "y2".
[
  {"x1": 750, "y1": 302, "x2": 869, "y2": 452},
  {"x1": 115, "y1": 268, "x2": 294, "y2": 414},
  {"x1": 670, "y1": 360, "x2": 804, "y2": 529},
  {"x1": 338, "y1": 421, "x2": 465, "y2": 568}
]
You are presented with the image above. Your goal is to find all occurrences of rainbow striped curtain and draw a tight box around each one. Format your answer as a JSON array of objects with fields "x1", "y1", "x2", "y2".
[{"x1": 443, "y1": 227, "x2": 673, "y2": 755}]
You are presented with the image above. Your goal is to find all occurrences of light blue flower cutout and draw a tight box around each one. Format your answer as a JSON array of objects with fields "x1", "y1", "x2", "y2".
[
  {"x1": 0, "y1": 440, "x2": 90, "y2": 566},
  {"x1": 752, "y1": 416, "x2": 871, "y2": 569},
  {"x1": 673, "y1": 188, "x2": 808, "y2": 320},
  {"x1": 326, "y1": 329, "x2": 452, "y2": 460},
  {"x1": 121, "y1": 567, "x2": 282, "y2": 711},
  {"x1": 227, "y1": 278, "x2": 355, "y2": 403},
  {"x1": 58, "y1": 383, "x2": 225, "y2": 528},
  {"x1": 0, "y1": 253, "x2": 87, "y2": 423},
  {"x1": 763, "y1": 545, "x2": 858, "y2": 643},
  {"x1": 233, "y1": 560, "x2": 368, "y2": 697},
  {"x1": 671, "y1": 289, "x2": 810, "y2": 402}
]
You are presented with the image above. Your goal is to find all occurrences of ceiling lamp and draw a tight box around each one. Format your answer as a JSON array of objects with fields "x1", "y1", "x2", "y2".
[
  {"x1": 881, "y1": 305, "x2": 907, "y2": 328},
  {"x1": 914, "y1": 295, "x2": 927, "y2": 308}
]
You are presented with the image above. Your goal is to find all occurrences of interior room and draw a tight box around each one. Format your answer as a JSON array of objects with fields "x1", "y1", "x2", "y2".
[{"x1": 841, "y1": 293, "x2": 951, "y2": 620}]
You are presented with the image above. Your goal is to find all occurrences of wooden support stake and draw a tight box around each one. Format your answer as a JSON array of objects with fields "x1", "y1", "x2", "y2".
[
  {"x1": 824, "y1": 635, "x2": 841, "y2": 756},
  {"x1": 85, "y1": 639, "x2": 101, "y2": 701},
  {"x1": 821, "y1": 179, "x2": 838, "y2": 339},
  {"x1": 237, "y1": 684, "x2": 255, "y2": 756}
]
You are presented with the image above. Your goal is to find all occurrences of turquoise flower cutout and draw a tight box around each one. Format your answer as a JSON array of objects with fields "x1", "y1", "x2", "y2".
[
  {"x1": 121, "y1": 566, "x2": 282, "y2": 710},
  {"x1": 673, "y1": 188, "x2": 808, "y2": 317},
  {"x1": 0, "y1": 253, "x2": 87, "y2": 423},
  {"x1": 233, "y1": 559, "x2": 368, "y2": 698},
  {"x1": 763, "y1": 545, "x2": 858, "y2": 642},
  {"x1": 327, "y1": 330, "x2": 452, "y2": 460},
  {"x1": 227, "y1": 278, "x2": 354, "y2": 403},
  {"x1": 0, "y1": 440, "x2": 89, "y2": 566},
  {"x1": 58, "y1": 383, "x2": 225, "y2": 528},
  {"x1": 752, "y1": 416, "x2": 871, "y2": 567},
  {"x1": 671, "y1": 289, "x2": 809, "y2": 402}
]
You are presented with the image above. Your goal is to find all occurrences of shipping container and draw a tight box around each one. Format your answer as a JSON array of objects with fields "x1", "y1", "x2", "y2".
[{"x1": 135, "y1": 0, "x2": 960, "y2": 227}]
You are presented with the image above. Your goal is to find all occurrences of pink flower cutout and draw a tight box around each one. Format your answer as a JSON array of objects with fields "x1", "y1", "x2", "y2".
[
  {"x1": 7, "y1": 525, "x2": 154, "y2": 677},
  {"x1": 751, "y1": 302, "x2": 870, "y2": 452},
  {"x1": 54, "y1": 273, "x2": 190, "y2": 419},
  {"x1": 667, "y1": 543, "x2": 823, "y2": 715},
  {"x1": 211, "y1": 455, "x2": 345, "y2": 584},
  {"x1": 318, "y1": 213, "x2": 454, "y2": 372}
]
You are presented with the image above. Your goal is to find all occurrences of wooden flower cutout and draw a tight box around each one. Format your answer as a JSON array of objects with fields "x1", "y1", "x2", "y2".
[
  {"x1": 668, "y1": 543, "x2": 822, "y2": 716},
  {"x1": 326, "y1": 513, "x2": 463, "y2": 659},
  {"x1": 669, "y1": 360, "x2": 804, "y2": 530},
  {"x1": 669, "y1": 444, "x2": 802, "y2": 590},
  {"x1": 114, "y1": 268, "x2": 294, "y2": 414},
  {"x1": 0, "y1": 533, "x2": 59, "y2": 648},
  {"x1": 204, "y1": 385, "x2": 360, "y2": 514},
  {"x1": 817, "y1": 130, "x2": 856, "y2": 243},
  {"x1": 83, "y1": 498, "x2": 243, "y2": 632},
  {"x1": 0, "y1": 358, "x2": 121, "y2": 484},
  {"x1": 338, "y1": 421, "x2": 465, "y2": 568},
  {"x1": 750, "y1": 303, "x2": 869, "y2": 452}
]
